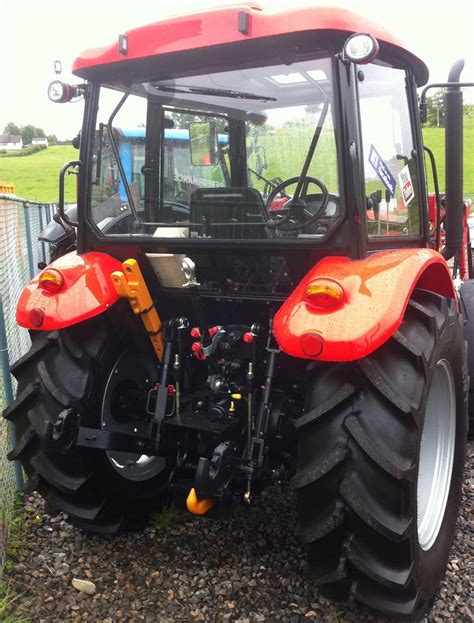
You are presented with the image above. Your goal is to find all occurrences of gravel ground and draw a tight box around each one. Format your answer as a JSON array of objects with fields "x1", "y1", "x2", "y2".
[{"x1": 3, "y1": 442, "x2": 473, "y2": 623}]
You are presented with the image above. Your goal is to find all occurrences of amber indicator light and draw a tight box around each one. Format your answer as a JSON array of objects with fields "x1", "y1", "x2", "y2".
[
  {"x1": 305, "y1": 279, "x2": 344, "y2": 308},
  {"x1": 38, "y1": 268, "x2": 64, "y2": 292}
]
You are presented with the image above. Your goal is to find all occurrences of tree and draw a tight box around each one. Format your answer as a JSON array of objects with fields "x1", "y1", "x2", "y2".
[
  {"x1": 3, "y1": 122, "x2": 53, "y2": 144},
  {"x1": 3, "y1": 122, "x2": 21, "y2": 136},
  {"x1": 20, "y1": 125, "x2": 46, "y2": 145},
  {"x1": 425, "y1": 90, "x2": 445, "y2": 128},
  {"x1": 47, "y1": 134, "x2": 58, "y2": 145},
  {"x1": 169, "y1": 113, "x2": 227, "y2": 133},
  {"x1": 304, "y1": 104, "x2": 321, "y2": 115},
  {"x1": 21, "y1": 124, "x2": 37, "y2": 145},
  {"x1": 464, "y1": 104, "x2": 474, "y2": 119}
]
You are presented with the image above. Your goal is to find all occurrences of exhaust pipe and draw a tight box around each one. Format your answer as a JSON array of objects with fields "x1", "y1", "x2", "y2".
[{"x1": 442, "y1": 59, "x2": 464, "y2": 260}]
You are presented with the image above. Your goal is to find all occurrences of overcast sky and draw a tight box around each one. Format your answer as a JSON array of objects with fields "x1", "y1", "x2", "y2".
[{"x1": 0, "y1": 0, "x2": 473, "y2": 139}]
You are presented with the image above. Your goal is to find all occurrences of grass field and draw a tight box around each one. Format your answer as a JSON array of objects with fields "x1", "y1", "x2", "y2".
[
  {"x1": 0, "y1": 118, "x2": 472, "y2": 204},
  {"x1": 0, "y1": 146, "x2": 77, "y2": 203},
  {"x1": 423, "y1": 115, "x2": 474, "y2": 198}
]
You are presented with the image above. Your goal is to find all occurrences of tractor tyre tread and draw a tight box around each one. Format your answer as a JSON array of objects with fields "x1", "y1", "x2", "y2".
[
  {"x1": 3, "y1": 309, "x2": 167, "y2": 534},
  {"x1": 294, "y1": 289, "x2": 468, "y2": 619}
]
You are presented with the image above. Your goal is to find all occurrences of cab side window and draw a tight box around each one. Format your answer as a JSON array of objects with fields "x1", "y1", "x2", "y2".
[{"x1": 359, "y1": 64, "x2": 421, "y2": 237}]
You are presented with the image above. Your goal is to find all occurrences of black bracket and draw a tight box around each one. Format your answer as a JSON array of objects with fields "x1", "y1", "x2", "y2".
[
  {"x1": 195, "y1": 441, "x2": 236, "y2": 497},
  {"x1": 238, "y1": 11, "x2": 250, "y2": 35},
  {"x1": 44, "y1": 408, "x2": 160, "y2": 455},
  {"x1": 77, "y1": 427, "x2": 159, "y2": 455}
]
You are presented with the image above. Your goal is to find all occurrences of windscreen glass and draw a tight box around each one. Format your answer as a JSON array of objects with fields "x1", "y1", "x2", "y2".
[{"x1": 89, "y1": 57, "x2": 341, "y2": 241}]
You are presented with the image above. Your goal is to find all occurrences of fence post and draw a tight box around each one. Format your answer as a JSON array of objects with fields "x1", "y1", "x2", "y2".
[
  {"x1": 23, "y1": 203, "x2": 35, "y2": 279},
  {"x1": 38, "y1": 206, "x2": 46, "y2": 265},
  {"x1": 0, "y1": 296, "x2": 24, "y2": 494}
]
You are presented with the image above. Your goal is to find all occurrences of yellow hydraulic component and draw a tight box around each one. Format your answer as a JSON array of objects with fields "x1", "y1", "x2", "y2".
[
  {"x1": 111, "y1": 258, "x2": 164, "y2": 361},
  {"x1": 186, "y1": 488, "x2": 215, "y2": 515},
  {"x1": 231, "y1": 393, "x2": 242, "y2": 401}
]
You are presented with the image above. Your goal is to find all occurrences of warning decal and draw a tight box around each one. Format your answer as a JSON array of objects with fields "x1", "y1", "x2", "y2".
[{"x1": 398, "y1": 164, "x2": 415, "y2": 207}]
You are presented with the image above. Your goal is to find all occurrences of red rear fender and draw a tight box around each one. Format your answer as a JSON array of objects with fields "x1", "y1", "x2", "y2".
[
  {"x1": 274, "y1": 249, "x2": 455, "y2": 362},
  {"x1": 16, "y1": 252, "x2": 123, "y2": 330}
]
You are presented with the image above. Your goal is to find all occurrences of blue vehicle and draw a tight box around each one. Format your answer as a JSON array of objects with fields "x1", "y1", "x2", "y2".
[{"x1": 117, "y1": 127, "x2": 230, "y2": 204}]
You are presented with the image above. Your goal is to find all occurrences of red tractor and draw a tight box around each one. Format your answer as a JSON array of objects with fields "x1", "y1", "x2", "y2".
[{"x1": 4, "y1": 4, "x2": 473, "y2": 619}]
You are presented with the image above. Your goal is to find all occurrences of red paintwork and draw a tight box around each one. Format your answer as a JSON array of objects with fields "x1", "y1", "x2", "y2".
[
  {"x1": 16, "y1": 252, "x2": 122, "y2": 331},
  {"x1": 427, "y1": 192, "x2": 437, "y2": 231},
  {"x1": 460, "y1": 200, "x2": 472, "y2": 280},
  {"x1": 269, "y1": 196, "x2": 290, "y2": 212},
  {"x1": 274, "y1": 249, "x2": 455, "y2": 362},
  {"x1": 72, "y1": 4, "x2": 428, "y2": 85},
  {"x1": 427, "y1": 192, "x2": 446, "y2": 250}
]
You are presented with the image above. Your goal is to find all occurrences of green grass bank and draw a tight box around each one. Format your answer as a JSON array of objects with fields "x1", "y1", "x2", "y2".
[{"x1": 0, "y1": 145, "x2": 77, "y2": 203}]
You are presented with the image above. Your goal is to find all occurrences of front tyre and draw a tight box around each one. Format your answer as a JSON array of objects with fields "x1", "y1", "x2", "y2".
[
  {"x1": 3, "y1": 305, "x2": 170, "y2": 534},
  {"x1": 292, "y1": 290, "x2": 468, "y2": 619}
]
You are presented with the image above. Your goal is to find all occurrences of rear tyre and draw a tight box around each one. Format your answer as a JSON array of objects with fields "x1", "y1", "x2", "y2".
[
  {"x1": 292, "y1": 290, "x2": 468, "y2": 619},
  {"x1": 460, "y1": 278, "x2": 474, "y2": 436},
  {"x1": 3, "y1": 304, "x2": 170, "y2": 533}
]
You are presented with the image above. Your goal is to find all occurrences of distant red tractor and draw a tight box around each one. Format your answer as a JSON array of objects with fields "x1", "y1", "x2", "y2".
[{"x1": 4, "y1": 4, "x2": 474, "y2": 619}]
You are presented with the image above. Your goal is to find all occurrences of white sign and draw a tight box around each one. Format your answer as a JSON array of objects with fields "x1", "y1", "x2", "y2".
[{"x1": 398, "y1": 165, "x2": 415, "y2": 207}]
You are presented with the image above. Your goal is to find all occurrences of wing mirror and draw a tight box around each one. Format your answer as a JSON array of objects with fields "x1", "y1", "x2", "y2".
[{"x1": 189, "y1": 121, "x2": 218, "y2": 166}]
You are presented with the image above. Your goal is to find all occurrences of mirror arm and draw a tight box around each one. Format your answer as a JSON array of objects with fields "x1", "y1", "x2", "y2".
[{"x1": 58, "y1": 161, "x2": 80, "y2": 227}]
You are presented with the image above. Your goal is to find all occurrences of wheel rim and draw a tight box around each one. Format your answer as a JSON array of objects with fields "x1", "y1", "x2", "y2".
[
  {"x1": 417, "y1": 359, "x2": 456, "y2": 551},
  {"x1": 101, "y1": 352, "x2": 166, "y2": 482}
]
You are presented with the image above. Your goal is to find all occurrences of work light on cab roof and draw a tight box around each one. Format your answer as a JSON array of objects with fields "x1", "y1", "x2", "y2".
[
  {"x1": 342, "y1": 32, "x2": 380, "y2": 63},
  {"x1": 47, "y1": 79, "x2": 85, "y2": 103}
]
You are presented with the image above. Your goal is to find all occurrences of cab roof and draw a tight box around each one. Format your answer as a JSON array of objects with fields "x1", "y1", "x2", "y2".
[{"x1": 72, "y1": 3, "x2": 429, "y2": 86}]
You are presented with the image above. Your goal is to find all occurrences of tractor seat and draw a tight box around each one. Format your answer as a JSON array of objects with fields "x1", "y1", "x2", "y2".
[{"x1": 189, "y1": 187, "x2": 267, "y2": 239}]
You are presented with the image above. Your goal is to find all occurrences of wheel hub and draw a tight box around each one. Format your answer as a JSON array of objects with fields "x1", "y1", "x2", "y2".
[{"x1": 101, "y1": 352, "x2": 166, "y2": 481}]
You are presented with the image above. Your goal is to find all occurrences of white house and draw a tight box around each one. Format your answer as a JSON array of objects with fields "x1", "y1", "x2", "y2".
[
  {"x1": 0, "y1": 134, "x2": 23, "y2": 150},
  {"x1": 32, "y1": 137, "x2": 48, "y2": 147}
]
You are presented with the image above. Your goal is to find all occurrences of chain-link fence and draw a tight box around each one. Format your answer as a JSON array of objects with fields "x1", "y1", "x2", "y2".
[{"x1": 0, "y1": 194, "x2": 55, "y2": 573}]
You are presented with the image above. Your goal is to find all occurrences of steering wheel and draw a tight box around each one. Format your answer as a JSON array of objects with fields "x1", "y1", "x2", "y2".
[
  {"x1": 264, "y1": 176, "x2": 329, "y2": 231},
  {"x1": 161, "y1": 199, "x2": 190, "y2": 222}
]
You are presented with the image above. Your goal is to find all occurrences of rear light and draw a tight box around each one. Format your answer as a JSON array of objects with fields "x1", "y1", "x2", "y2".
[
  {"x1": 300, "y1": 333, "x2": 324, "y2": 357},
  {"x1": 29, "y1": 308, "x2": 45, "y2": 327},
  {"x1": 305, "y1": 279, "x2": 344, "y2": 309},
  {"x1": 38, "y1": 268, "x2": 64, "y2": 292}
]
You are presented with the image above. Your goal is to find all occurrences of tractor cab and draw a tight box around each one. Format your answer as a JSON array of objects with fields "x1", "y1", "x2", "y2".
[
  {"x1": 8, "y1": 5, "x2": 472, "y2": 620},
  {"x1": 71, "y1": 11, "x2": 428, "y2": 264},
  {"x1": 53, "y1": 5, "x2": 435, "y2": 312}
]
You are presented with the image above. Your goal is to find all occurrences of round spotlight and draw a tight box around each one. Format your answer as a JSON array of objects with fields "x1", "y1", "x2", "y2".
[
  {"x1": 343, "y1": 33, "x2": 379, "y2": 64},
  {"x1": 48, "y1": 80, "x2": 70, "y2": 103}
]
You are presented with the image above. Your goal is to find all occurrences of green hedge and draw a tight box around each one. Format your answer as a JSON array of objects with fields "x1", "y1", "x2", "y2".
[{"x1": 0, "y1": 144, "x2": 47, "y2": 158}]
